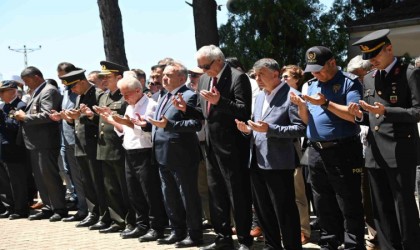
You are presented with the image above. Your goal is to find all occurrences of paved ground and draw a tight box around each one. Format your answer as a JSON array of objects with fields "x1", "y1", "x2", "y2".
[{"x1": 0, "y1": 211, "x2": 321, "y2": 250}]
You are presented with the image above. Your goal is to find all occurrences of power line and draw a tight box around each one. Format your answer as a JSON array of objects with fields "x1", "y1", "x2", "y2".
[{"x1": 8, "y1": 45, "x2": 42, "y2": 68}]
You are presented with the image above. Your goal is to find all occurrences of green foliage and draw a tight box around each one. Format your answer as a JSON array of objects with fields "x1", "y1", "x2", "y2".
[{"x1": 219, "y1": 0, "x2": 375, "y2": 70}]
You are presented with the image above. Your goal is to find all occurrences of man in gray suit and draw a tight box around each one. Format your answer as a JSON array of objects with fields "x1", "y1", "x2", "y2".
[
  {"x1": 15, "y1": 66, "x2": 67, "y2": 222},
  {"x1": 236, "y1": 58, "x2": 306, "y2": 250}
]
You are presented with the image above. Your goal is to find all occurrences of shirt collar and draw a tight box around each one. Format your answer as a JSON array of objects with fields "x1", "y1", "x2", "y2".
[
  {"x1": 134, "y1": 94, "x2": 148, "y2": 108},
  {"x1": 169, "y1": 84, "x2": 185, "y2": 96},
  {"x1": 264, "y1": 80, "x2": 285, "y2": 97},
  {"x1": 383, "y1": 57, "x2": 397, "y2": 74}
]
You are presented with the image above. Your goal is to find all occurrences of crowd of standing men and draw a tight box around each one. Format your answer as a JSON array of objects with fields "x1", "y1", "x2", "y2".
[{"x1": 0, "y1": 28, "x2": 420, "y2": 250}]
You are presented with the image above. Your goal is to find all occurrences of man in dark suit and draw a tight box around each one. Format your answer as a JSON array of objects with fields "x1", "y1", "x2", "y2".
[
  {"x1": 57, "y1": 69, "x2": 109, "y2": 228},
  {"x1": 0, "y1": 80, "x2": 29, "y2": 220},
  {"x1": 174, "y1": 45, "x2": 253, "y2": 250},
  {"x1": 236, "y1": 58, "x2": 306, "y2": 250},
  {"x1": 149, "y1": 61, "x2": 203, "y2": 248},
  {"x1": 15, "y1": 66, "x2": 67, "y2": 222},
  {"x1": 350, "y1": 29, "x2": 420, "y2": 250},
  {"x1": 92, "y1": 61, "x2": 133, "y2": 234}
]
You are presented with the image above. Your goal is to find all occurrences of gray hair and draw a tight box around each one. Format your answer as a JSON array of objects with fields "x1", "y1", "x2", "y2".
[
  {"x1": 347, "y1": 55, "x2": 372, "y2": 73},
  {"x1": 195, "y1": 45, "x2": 225, "y2": 61},
  {"x1": 253, "y1": 58, "x2": 280, "y2": 72},
  {"x1": 117, "y1": 75, "x2": 142, "y2": 91},
  {"x1": 415, "y1": 56, "x2": 420, "y2": 68}
]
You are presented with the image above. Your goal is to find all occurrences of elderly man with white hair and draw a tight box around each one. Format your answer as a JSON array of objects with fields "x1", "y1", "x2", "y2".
[{"x1": 106, "y1": 75, "x2": 168, "y2": 240}]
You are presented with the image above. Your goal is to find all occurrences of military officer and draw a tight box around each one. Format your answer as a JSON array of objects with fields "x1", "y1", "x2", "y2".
[
  {"x1": 92, "y1": 61, "x2": 133, "y2": 234},
  {"x1": 350, "y1": 29, "x2": 420, "y2": 250},
  {"x1": 58, "y1": 69, "x2": 109, "y2": 228},
  {"x1": 0, "y1": 80, "x2": 29, "y2": 219}
]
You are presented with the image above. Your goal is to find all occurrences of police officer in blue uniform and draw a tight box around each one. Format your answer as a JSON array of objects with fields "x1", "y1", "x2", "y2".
[
  {"x1": 290, "y1": 46, "x2": 366, "y2": 250},
  {"x1": 350, "y1": 29, "x2": 420, "y2": 250}
]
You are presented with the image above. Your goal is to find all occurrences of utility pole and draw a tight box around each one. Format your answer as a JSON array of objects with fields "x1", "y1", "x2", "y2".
[{"x1": 8, "y1": 45, "x2": 42, "y2": 68}]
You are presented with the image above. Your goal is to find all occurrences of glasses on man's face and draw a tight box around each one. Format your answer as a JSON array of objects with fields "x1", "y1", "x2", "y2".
[
  {"x1": 189, "y1": 73, "x2": 201, "y2": 78},
  {"x1": 282, "y1": 75, "x2": 289, "y2": 80},
  {"x1": 198, "y1": 60, "x2": 215, "y2": 70}
]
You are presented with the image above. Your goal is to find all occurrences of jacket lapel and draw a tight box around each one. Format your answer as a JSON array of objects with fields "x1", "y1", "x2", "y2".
[{"x1": 261, "y1": 84, "x2": 288, "y2": 120}]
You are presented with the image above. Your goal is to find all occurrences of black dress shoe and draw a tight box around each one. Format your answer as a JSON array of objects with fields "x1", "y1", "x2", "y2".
[
  {"x1": 99, "y1": 224, "x2": 124, "y2": 233},
  {"x1": 62, "y1": 213, "x2": 87, "y2": 222},
  {"x1": 138, "y1": 228, "x2": 165, "y2": 242},
  {"x1": 121, "y1": 227, "x2": 148, "y2": 239},
  {"x1": 28, "y1": 211, "x2": 52, "y2": 221},
  {"x1": 0, "y1": 211, "x2": 11, "y2": 218},
  {"x1": 120, "y1": 224, "x2": 135, "y2": 234},
  {"x1": 76, "y1": 215, "x2": 98, "y2": 227},
  {"x1": 9, "y1": 213, "x2": 28, "y2": 220},
  {"x1": 49, "y1": 213, "x2": 67, "y2": 222},
  {"x1": 200, "y1": 242, "x2": 235, "y2": 250},
  {"x1": 175, "y1": 236, "x2": 204, "y2": 248},
  {"x1": 89, "y1": 221, "x2": 110, "y2": 230},
  {"x1": 157, "y1": 233, "x2": 187, "y2": 245}
]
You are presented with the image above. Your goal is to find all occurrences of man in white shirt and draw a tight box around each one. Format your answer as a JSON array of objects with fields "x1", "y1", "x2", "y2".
[{"x1": 108, "y1": 76, "x2": 168, "y2": 240}]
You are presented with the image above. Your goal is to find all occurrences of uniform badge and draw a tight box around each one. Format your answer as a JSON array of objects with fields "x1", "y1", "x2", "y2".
[
  {"x1": 390, "y1": 95, "x2": 397, "y2": 103},
  {"x1": 394, "y1": 67, "x2": 400, "y2": 75},
  {"x1": 378, "y1": 91, "x2": 382, "y2": 95},
  {"x1": 332, "y1": 84, "x2": 341, "y2": 94}
]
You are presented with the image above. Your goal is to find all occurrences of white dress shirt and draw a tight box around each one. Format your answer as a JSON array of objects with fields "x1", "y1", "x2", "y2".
[{"x1": 115, "y1": 94, "x2": 157, "y2": 150}]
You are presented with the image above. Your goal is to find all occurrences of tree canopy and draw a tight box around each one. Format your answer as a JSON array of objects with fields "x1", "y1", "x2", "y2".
[{"x1": 218, "y1": 0, "x2": 396, "y2": 70}]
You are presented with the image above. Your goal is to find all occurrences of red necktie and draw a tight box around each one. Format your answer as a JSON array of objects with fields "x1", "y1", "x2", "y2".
[{"x1": 207, "y1": 77, "x2": 217, "y2": 114}]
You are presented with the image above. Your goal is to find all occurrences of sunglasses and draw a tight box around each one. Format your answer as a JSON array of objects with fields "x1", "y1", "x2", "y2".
[
  {"x1": 189, "y1": 73, "x2": 201, "y2": 78},
  {"x1": 198, "y1": 60, "x2": 215, "y2": 70}
]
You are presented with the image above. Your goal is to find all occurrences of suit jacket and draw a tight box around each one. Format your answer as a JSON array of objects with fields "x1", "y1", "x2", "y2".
[
  {"x1": 153, "y1": 85, "x2": 201, "y2": 168},
  {"x1": 73, "y1": 86, "x2": 103, "y2": 157},
  {"x1": 20, "y1": 82, "x2": 62, "y2": 150},
  {"x1": 251, "y1": 84, "x2": 306, "y2": 170},
  {"x1": 96, "y1": 89, "x2": 126, "y2": 161},
  {"x1": 0, "y1": 98, "x2": 26, "y2": 162},
  {"x1": 359, "y1": 59, "x2": 420, "y2": 168},
  {"x1": 188, "y1": 66, "x2": 252, "y2": 157}
]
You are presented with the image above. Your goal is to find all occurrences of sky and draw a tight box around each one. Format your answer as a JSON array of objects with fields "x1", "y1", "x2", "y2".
[{"x1": 0, "y1": 0, "x2": 333, "y2": 85}]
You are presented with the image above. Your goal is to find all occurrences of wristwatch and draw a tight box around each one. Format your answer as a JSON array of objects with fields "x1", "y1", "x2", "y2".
[{"x1": 321, "y1": 99, "x2": 330, "y2": 109}]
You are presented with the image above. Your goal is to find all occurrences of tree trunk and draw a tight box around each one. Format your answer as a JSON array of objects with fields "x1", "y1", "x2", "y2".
[
  {"x1": 97, "y1": 0, "x2": 128, "y2": 67},
  {"x1": 191, "y1": 0, "x2": 220, "y2": 50}
]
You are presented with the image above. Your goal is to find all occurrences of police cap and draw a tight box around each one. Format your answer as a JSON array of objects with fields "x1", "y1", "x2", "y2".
[
  {"x1": 0, "y1": 80, "x2": 19, "y2": 91},
  {"x1": 59, "y1": 69, "x2": 87, "y2": 90},
  {"x1": 352, "y1": 29, "x2": 391, "y2": 60},
  {"x1": 304, "y1": 46, "x2": 333, "y2": 73},
  {"x1": 99, "y1": 61, "x2": 129, "y2": 75}
]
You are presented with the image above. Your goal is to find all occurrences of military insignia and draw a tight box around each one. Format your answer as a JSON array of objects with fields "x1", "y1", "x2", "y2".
[
  {"x1": 332, "y1": 84, "x2": 341, "y2": 93},
  {"x1": 360, "y1": 45, "x2": 370, "y2": 52},
  {"x1": 394, "y1": 67, "x2": 400, "y2": 75},
  {"x1": 102, "y1": 65, "x2": 107, "y2": 70},
  {"x1": 392, "y1": 86, "x2": 396, "y2": 90},
  {"x1": 62, "y1": 80, "x2": 68, "y2": 85},
  {"x1": 390, "y1": 95, "x2": 397, "y2": 103},
  {"x1": 378, "y1": 91, "x2": 382, "y2": 95}
]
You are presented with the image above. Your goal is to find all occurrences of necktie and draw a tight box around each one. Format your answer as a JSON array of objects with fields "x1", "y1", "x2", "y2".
[
  {"x1": 157, "y1": 93, "x2": 171, "y2": 119},
  {"x1": 380, "y1": 70, "x2": 387, "y2": 82},
  {"x1": 207, "y1": 77, "x2": 217, "y2": 114}
]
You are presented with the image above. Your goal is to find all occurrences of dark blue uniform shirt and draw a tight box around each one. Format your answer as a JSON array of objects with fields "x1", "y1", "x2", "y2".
[{"x1": 306, "y1": 70, "x2": 362, "y2": 141}]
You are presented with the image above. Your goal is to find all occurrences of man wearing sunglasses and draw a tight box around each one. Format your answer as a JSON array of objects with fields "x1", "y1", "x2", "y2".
[{"x1": 174, "y1": 45, "x2": 253, "y2": 250}]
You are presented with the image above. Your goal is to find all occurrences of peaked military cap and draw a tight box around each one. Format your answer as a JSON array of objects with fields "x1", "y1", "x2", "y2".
[
  {"x1": 59, "y1": 69, "x2": 87, "y2": 90},
  {"x1": 304, "y1": 46, "x2": 334, "y2": 73},
  {"x1": 352, "y1": 29, "x2": 391, "y2": 60},
  {"x1": 99, "y1": 61, "x2": 129, "y2": 75},
  {"x1": 0, "y1": 80, "x2": 19, "y2": 90}
]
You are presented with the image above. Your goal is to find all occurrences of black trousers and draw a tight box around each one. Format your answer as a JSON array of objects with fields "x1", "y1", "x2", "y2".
[
  {"x1": 102, "y1": 159, "x2": 133, "y2": 226},
  {"x1": 0, "y1": 160, "x2": 29, "y2": 215},
  {"x1": 76, "y1": 155, "x2": 109, "y2": 222},
  {"x1": 206, "y1": 141, "x2": 253, "y2": 246},
  {"x1": 30, "y1": 148, "x2": 67, "y2": 214},
  {"x1": 125, "y1": 148, "x2": 167, "y2": 231},
  {"x1": 368, "y1": 166, "x2": 420, "y2": 250},
  {"x1": 251, "y1": 164, "x2": 302, "y2": 250},
  {"x1": 308, "y1": 140, "x2": 365, "y2": 250}
]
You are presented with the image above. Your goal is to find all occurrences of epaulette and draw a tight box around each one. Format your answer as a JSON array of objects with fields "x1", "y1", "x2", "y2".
[
  {"x1": 342, "y1": 71, "x2": 359, "y2": 81},
  {"x1": 305, "y1": 77, "x2": 317, "y2": 86}
]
